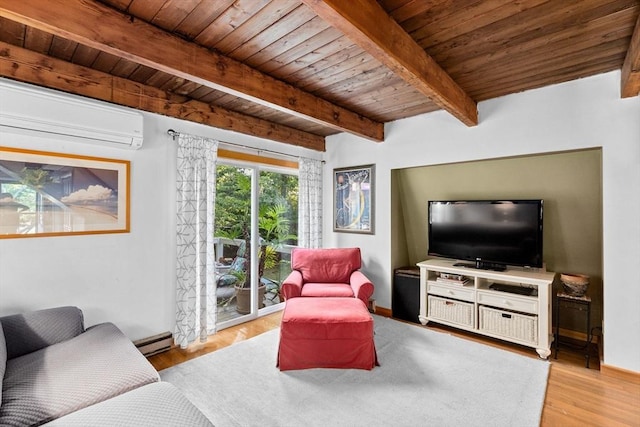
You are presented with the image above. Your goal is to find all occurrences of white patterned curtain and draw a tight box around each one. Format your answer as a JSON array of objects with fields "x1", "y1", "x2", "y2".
[
  {"x1": 298, "y1": 157, "x2": 323, "y2": 248},
  {"x1": 175, "y1": 134, "x2": 218, "y2": 349}
]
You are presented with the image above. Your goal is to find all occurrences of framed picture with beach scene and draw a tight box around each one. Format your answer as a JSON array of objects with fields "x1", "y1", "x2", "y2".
[
  {"x1": 0, "y1": 146, "x2": 130, "y2": 238},
  {"x1": 333, "y1": 164, "x2": 375, "y2": 234}
]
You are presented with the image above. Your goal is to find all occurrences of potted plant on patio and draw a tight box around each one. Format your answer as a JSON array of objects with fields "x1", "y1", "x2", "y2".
[
  {"x1": 216, "y1": 209, "x2": 290, "y2": 311},
  {"x1": 258, "y1": 202, "x2": 296, "y2": 303},
  {"x1": 232, "y1": 268, "x2": 266, "y2": 315}
]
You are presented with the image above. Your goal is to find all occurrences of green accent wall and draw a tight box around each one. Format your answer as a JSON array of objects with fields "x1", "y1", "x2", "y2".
[{"x1": 391, "y1": 148, "x2": 602, "y2": 332}]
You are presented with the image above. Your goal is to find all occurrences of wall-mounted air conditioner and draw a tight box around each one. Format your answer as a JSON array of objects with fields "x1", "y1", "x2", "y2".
[{"x1": 0, "y1": 78, "x2": 144, "y2": 149}]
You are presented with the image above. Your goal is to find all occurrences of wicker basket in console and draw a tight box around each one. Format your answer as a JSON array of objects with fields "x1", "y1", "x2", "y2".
[
  {"x1": 479, "y1": 305, "x2": 538, "y2": 345},
  {"x1": 428, "y1": 295, "x2": 474, "y2": 327}
]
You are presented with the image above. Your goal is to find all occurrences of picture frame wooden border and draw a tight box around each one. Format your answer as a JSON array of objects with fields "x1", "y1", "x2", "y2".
[
  {"x1": 0, "y1": 146, "x2": 130, "y2": 238},
  {"x1": 333, "y1": 164, "x2": 375, "y2": 234}
]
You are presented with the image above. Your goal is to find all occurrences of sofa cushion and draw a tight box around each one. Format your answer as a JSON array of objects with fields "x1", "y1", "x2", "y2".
[
  {"x1": 41, "y1": 383, "x2": 213, "y2": 427},
  {"x1": 291, "y1": 247, "x2": 361, "y2": 283},
  {"x1": 0, "y1": 322, "x2": 160, "y2": 426},
  {"x1": 0, "y1": 306, "x2": 84, "y2": 360},
  {"x1": 0, "y1": 322, "x2": 6, "y2": 407}
]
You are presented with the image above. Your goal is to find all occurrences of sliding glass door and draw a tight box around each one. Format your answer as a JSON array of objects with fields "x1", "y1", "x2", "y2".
[
  {"x1": 258, "y1": 168, "x2": 298, "y2": 310},
  {"x1": 214, "y1": 161, "x2": 297, "y2": 328},
  {"x1": 214, "y1": 164, "x2": 252, "y2": 325}
]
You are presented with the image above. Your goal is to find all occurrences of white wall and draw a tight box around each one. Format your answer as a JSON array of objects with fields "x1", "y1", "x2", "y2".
[
  {"x1": 324, "y1": 71, "x2": 640, "y2": 373},
  {"x1": 0, "y1": 87, "x2": 321, "y2": 341}
]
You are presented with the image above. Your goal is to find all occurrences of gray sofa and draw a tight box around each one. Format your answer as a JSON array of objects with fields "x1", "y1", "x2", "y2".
[{"x1": 0, "y1": 306, "x2": 212, "y2": 426}]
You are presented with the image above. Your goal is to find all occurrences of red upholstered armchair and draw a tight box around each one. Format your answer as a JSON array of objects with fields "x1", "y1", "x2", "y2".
[{"x1": 281, "y1": 247, "x2": 374, "y2": 305}]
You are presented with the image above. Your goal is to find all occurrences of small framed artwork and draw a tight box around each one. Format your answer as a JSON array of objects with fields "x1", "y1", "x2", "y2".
[
  {"x1": 333, "y1": 164, "x2": 375, "y2": 234},
  {"x1": 0, "y1": 146, "x2": 130, "y2": 238}
]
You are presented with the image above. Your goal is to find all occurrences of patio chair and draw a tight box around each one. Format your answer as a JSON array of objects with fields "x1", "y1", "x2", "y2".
[
  {"x1": 216, "y1": 256, "x2": 246, "y2": 304},
  {"x1": 216, "y1": 256, "x2": 280, "y2": 304}
]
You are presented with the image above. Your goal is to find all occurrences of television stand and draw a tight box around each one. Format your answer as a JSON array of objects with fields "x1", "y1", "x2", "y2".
[
  {"x1": 417, "y1": 258, "x2": 554, "y2": 359},
  {"x1": 452, "y1": 261, "x2": 506, "y2": 271}
]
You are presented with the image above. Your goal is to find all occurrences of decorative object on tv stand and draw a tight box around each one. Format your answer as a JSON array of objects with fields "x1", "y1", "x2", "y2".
[{"x1": 560, "y1": 273, "x2": 589, "y2": 297}]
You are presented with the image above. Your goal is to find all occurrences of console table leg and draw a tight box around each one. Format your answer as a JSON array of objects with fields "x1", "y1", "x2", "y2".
[
  {"x1": 536, "y1": 348, "x2": 551, "y2": 359},
  {"x1": 554, "y1": 294, "x2": 560, "y2": 359},
  {"x1": 585, "y1": 302, "x2": 592, "y2": 368}
]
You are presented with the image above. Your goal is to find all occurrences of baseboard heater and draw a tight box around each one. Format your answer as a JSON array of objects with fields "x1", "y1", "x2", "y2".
[{"x1": 133, "y1": 332, "x2": 173, "y2": 357}]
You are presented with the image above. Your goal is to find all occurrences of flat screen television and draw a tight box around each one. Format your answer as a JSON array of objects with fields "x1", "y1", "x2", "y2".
[{"x1": 427, "y1": 200, "x2": 544, "y2": 270}]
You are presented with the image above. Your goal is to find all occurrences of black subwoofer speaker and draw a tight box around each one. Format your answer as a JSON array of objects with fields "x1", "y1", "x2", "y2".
[{"x1": 392, "y1": 267, "x2": 421, "y2": 324}]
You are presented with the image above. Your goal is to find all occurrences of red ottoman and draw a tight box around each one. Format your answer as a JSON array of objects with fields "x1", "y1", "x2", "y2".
[{"x1": 277, "y1": 297, "x2": 378, "y2": 371}]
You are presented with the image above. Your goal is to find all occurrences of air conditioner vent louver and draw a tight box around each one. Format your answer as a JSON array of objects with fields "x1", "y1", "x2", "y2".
[{"x1": 0, "y1": 78, "x2": 143, "y2": 149}]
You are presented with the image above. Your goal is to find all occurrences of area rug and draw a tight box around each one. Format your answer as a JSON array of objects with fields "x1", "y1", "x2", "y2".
[{"x1": 160, "y1": 316, "x2": 549, "y2": 427}]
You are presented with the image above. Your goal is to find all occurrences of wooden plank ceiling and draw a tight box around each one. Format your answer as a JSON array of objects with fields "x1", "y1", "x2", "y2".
[{"x1": 0, "y1": 0, "x2": 638, "y2": 152}]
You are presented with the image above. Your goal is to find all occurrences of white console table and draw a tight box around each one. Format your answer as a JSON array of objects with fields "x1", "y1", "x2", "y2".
[{"x1": 417, "y1": 259, "x2": 555, "y2": 359}]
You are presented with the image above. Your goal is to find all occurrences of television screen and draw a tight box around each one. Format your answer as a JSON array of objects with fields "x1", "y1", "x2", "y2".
[{"x1": 428, "y1": 200, "x2": 543, "y2": 269}]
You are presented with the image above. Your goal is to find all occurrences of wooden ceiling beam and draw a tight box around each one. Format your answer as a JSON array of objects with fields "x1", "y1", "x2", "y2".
[
  {"x1": 621, "y1": 13, "x2": 640, "y2": 98},
  {"x1": 0, "y1": 0, "x2": 383, "y2": 142},
  {"x1": 300, "y1": 0, "x2": 478, "y2": 126},
  {"x1": 0, "y1": 42, "x2": 326, "y2": 151}
]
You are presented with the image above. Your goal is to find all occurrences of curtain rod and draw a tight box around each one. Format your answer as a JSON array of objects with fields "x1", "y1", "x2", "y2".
[{"x1": 167, "y1": 129, "x2": 317, "y2": 162}]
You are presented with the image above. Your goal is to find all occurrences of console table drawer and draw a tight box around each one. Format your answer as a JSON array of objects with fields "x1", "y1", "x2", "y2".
[
  {"x1": 427, "y1": 282, "x2": 475, "y2": 302},
  {"x1": 477, "y1": 291, "x2": 538, "y2": 314}
]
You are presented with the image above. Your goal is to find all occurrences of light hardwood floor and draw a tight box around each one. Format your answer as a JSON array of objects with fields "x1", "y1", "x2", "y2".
[{"x1": 149, "y1": 311, "x2": 640, "y2": 427}]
